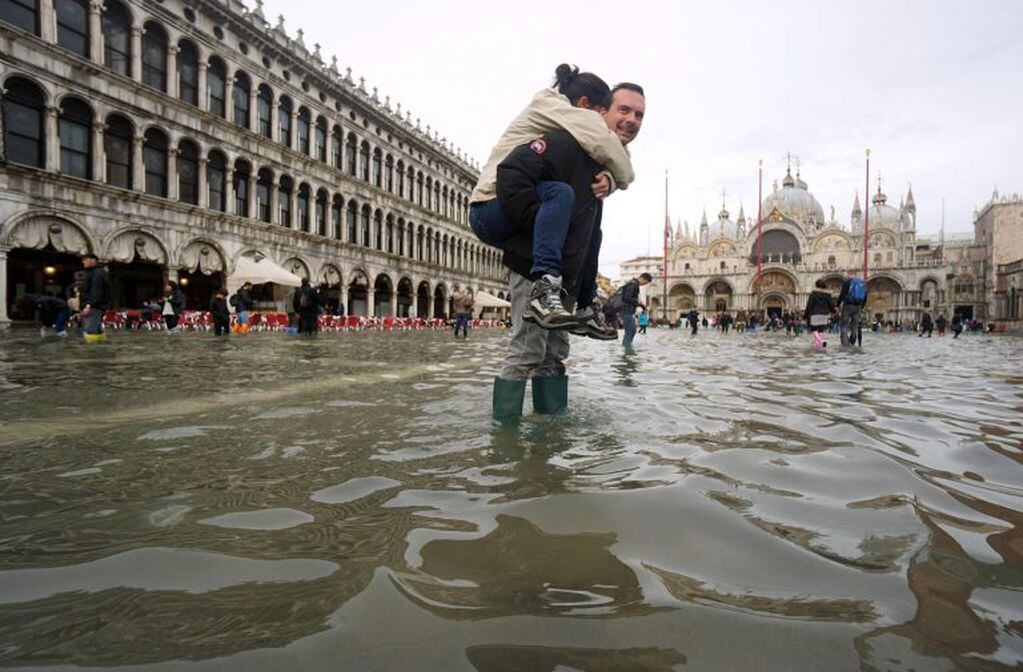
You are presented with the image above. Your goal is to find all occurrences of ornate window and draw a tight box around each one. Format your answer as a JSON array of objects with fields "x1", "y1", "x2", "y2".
[
  {"x1": 102, "y1": 1, "x2": 131, "y2": 76},
  {"x1": 207, "y1": 58, "x2": 227, "y2": 117},
  {"x1": 386, "y1": 215, "x2": 394, "y2": 254},
  {"x1": 207, "y1": 151, "x2": 226, "y2": 212},
  {"x1": 55, "y1": 0, "x2": 89, "y2": 57},
  {"x1": 233, "y1": 159, "x2": 250, "y2": 217},
  {"x1": 141, "y1": 22, "x2": 168, "y2": 91},
  {"x1": 177, "y1": 139, "x2": 199, "y2": 205},
  {"x1": 331, "y1": 126, "x2": 342, "y2": 168},
  {"x1": 233, "y1": 72, "x2": 251, "y2": 129},
  {"x1": 385, "y1": 155, "x2": 394, "y2": 193},
  {"x1": 314, "y1": 117, "x2": 327, "y2": 162},
  {"x1": 104, "y1": 113, "x2": 133, "y2": 188},
  {"x1": 346, "y1": 200, "x2": 358, "y2": 242},
  {"x1": 277, "y1": 96, "x2": 292, "y2": 146},
  {"x1": 297, "y1": 183, "x2": 310, "y2": 232},
  {"x1": 278, "y1": 175, "x2": 293, "y2": 227},
  {"x1": 1, "y1": 0, "x2": 38, "y2": 34},
  {"x1": 58, "y1": 97, "x2": 92, "y2": 179},
  {"x1": 257, "y1": 85, "x2": 272, "y2": 138},
  {"x1": 361, "y1": 205, "x2": 371, "y2": 246},
  {"x1": 143, "y1": 128, "x2": 168, "y2": 197},
  {"x1": 331, "y1": 195, "x2": 342, "y2": 239},
  {"x1": 315, "y1": 189, "x2": 327, "y2": 236},
  {"x1": 178, "y1": 41, "x2": 199, "y2": 106},
  {"x1": 374, "y1": 210, "x2": 383, "y2": 250},
  {"x1": 359, "y1": 141, "x2": 370, "y2": 181},
  {"x1": 371, "y1": 148, "x2": 382, "y2": 187},
  {"x1": 345, "y1": 134, "x2": 357, "y2": 175},
  {"x1": 297, "y1": 107, "x2": 310, "y2": 155},
  {"x1": 256, "y1": 168, "x2": 272, "y2": 222}
]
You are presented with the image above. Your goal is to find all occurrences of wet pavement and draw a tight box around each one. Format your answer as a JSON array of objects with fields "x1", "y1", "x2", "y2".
[{"x1": 0, "y1": 327, "x2": 1020, "y2": 671}]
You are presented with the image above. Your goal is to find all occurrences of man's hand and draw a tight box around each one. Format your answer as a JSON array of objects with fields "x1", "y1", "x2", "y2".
[
  {"x1": 591, "y1": 173, "x2": 612, "y2": 200},
  {"x1": 81, "y1": 305, "x2": 91, "y2": 316}
]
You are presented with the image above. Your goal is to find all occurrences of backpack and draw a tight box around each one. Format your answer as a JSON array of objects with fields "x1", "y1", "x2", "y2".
[
  {"x1": 608, "y1": 289, "x2": 624, "y2": 313},
  {"x1": 229, "y1": 293, "x2": 239, "y2": 308},
  {"x1": 848, "y1": 277, "x2": 867, "y2": 304}
]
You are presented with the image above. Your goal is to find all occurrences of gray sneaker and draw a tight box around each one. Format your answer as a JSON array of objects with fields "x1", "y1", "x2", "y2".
[
  {"x1": 524, "y1": 275, "x2": 579, "y2": 330},
  {"x1": 571, "y1": 306, "x2": 618, "y2": 340}
]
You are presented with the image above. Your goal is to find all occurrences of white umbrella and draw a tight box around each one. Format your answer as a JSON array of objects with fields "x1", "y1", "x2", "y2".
[
  {"x1": 226, "y1": 256, "x2": 303, "y2": 294},
  {"x1": 473, "y1": 290, "x2": 511, "y2": 317}
]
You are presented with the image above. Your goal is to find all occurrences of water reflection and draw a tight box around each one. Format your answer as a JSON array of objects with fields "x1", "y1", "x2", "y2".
[{"x1": 0, "y1": 329, "x2": 1019, "y2": 670}]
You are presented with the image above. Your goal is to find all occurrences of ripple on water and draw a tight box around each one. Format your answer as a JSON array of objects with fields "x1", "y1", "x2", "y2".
[
  {"x1": 310, "y1": 476, "x2": 403, "y2": 504},
  {"x1": 199, "y1": 508, "x2": 314, "y2": 530}
]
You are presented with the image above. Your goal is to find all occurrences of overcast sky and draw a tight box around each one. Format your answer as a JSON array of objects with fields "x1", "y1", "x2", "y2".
[{"x1": 261, "y1": 0, "x2": 1023, "y2": 279}]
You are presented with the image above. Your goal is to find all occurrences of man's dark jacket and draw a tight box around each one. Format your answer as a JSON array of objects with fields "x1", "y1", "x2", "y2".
[
  {"x1": 621, "y1": 279, "x2": 641, "y2": 312},
  {"x1": 81, "y1": 266, "x2": 112, "y2": 310},
  {"x1": 293, "y1": 284, "x2": 321, "y2": 313},
  {"x1": 496, "y1": 130, "x2": 602, "y2": 298}
]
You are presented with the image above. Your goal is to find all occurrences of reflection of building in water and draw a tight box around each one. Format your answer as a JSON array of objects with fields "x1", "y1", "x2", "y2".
[
  {"x1": 625, "y1": 163, "x2": 1022, "y2": 329},
  {"x1": 0, "y1": 0, "x2": 507, "y2": 322}
]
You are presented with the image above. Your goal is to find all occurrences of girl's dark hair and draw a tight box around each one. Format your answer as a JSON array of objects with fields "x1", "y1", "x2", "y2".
[{"x1": 553, "y1": 64, "x2": 610, "y2": 109}]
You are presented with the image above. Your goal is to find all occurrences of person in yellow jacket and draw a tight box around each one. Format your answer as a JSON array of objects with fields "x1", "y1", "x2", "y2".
[{"x1": 469, "y1": 64, "x2": 634, "y2": 329}]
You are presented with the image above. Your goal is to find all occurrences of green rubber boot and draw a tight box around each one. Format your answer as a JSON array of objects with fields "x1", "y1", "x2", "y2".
[
  {"x1": 531, "y1": 375, "x2": 568, "y2": 414},
  {"x1": 492, "y1": 377, "x2": 527, "y2": 421}
]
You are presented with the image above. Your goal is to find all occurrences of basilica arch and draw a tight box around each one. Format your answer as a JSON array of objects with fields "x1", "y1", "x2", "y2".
[
  {"x1": 703, "y1": 279, "x2": 734, "y2": 312},
  {"x1": 667, "y1": 282, "x2": 697, "y2": 314},
  {"x1": 749, "y1": 228, "x2": 802, "y2": 264},
  {"x1": 865, "y1": 275, "x2": 904, "y2": 321}
]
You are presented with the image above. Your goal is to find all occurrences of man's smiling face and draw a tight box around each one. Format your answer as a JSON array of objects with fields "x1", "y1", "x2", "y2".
[{"x1": 603, "y1": 89, "x2": 645, "y2": 145}]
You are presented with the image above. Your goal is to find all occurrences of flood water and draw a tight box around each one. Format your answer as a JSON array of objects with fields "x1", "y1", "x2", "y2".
[{"x1": 0, "y1": 327, "x2": 1021, "y2": 671}]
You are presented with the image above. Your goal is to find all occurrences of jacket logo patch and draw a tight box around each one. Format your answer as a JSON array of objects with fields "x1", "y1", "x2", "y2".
[{"x1": 529, "y1": 138, "x2": 548, "y2": 155}]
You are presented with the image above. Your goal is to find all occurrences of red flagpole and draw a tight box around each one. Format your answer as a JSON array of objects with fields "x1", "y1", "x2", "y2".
[
  {"x1": 863, "y1": 149, "x2": 870, "y2": 280},
  {"x1": 756, "y1": 159, "x2": 763, "y2": 289},
  {"x1": 663, "y1": 170, "x2": 669, "y2": 322}
]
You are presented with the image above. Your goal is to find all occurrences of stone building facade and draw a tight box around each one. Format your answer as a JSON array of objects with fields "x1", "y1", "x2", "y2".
[
  {"x1": 644, "y1": 165, "x2": 999, "y2": 326},
  {"x1": 0, "y1": 0, "x2": 506, "y2": 321}
]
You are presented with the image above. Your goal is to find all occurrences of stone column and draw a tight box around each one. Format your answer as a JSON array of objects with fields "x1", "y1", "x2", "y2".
[
  {"x1": 366, "y1": 290, "x2": 375, "y2": 318},
  {"x1": 223, "y1": 166, "x2": 234, "y2": 214},
  {"x1": 288, "y1": 189, "x2": 298, "y2": 230},
  {"x1": 166, "y1": 45, "x2": 179, "y2": 99},
  {"x1": 130, "y1": 25, "x2": 143, "y2": 82},
  {"x1": 39, "y1": 0, "x2": 56, "y2": 42},
  {"x1": 390, "y1": 292, "x2": 397, "y2": 317},
  {"x1": 0, "y1": 246, "x2": 9, "y2": 323},
  {"x1": 88, "y1": 0, "x2": 103, "y2": 64},
  {"x1": 197, "y1": 157, "x2": 208, "y2": 208},
  {"x1": 289, "y1": 109, "x2": 299, "y2": 152},
  {"x1": 132, "y1": 134, "x2": 144, "y2": 190},
  {"x1": 339, "y1": 285, "x2": 348, "y2": 315},
  {"x1": 246, "y1": 172, "x2": 257, "y2": 219},
  {"x1": 44, "y1": 105, "x2": 59, "y2": 172},
  {"x1": 197, "y1": 62, "x2": 208, "y2": 110},
  {"x1": 248, "y1": 87, "x2": 258, "y2": 131},
  {"x1": 223, "y1": 75, "x2": 234, "y2": 122},
  {"x1": 269, "y1": 95, "x2": 278, "y2": 143},
  {"x1": 268, "y1": 177, "x2": 279, "y2": 225},
  {"x1": 166, "y1": 147, "x2": 178, "y2": 200},
  {"x1": 91, "y1": 121, "x2": 105, "y2": 183}
]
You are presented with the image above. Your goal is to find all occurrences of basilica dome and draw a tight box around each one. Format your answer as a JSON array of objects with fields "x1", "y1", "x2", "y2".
[
  {"x1": 868, "y1": 189, "x2": 901, "y2": 230},
  {"x1": 708, "y1": 205, "x2": 737, "y2": 240},
  {"x1": 761, "y1": 168, "x2": 825, "y2": 228}
]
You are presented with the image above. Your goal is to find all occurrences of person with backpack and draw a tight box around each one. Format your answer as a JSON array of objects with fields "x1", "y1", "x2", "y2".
[
  {"x1": 837, "y1": 274, "x2": 868, "y2": 347},
  {"x1": 618, "y1": 273, "x2": 650, "y2": 347},
  {"x1": 230, "y1": 282, "x2": 254, "y2": 333},
  {"x1": 293, "y1": 278, "x2": 321, "y2": 335}
]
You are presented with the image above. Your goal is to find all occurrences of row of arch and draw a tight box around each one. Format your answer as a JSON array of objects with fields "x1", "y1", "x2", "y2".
[
  {"x1": 0, "y1": 77, "x2": 503, "y2": 280},
  {"x1": 0, "y1": 0, "x2": 472, "y2": 222}
]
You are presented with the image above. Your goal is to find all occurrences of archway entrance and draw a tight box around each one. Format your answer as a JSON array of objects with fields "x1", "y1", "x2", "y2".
[
  {"x1": 319, "y1": 265, "x2": 342, "y2": 314},
  {"x1": 705, "y1": 280, "x2": 733, "y2": 314},
  {"x1": 416, "y1": 281, "x2": 430, "y2": 318},
  {"x1": 866, "y1": 276, "x2": 902, "y2": 322},
  {"x1": 761, "y1": 293, "x2": 787, "y2": 319},
  {"x1": 179, "y1": 241, "x2": 227, "y2": 310},
  {"x1": 374, "y1": 274, "x2": 393, "y2": 317},
  {"x1": 433, "y1": 285, "x2": 447, "y2": 319},
  {"x1": 5, "y1": 248, "x2": 84, "y2": 320},
  {"x1": 348, "y1": 271, "x2": 369, "y2": 316},
  {"x1": 668, "y1": 283, "x2": 696, "y2": 318},
  {"x1": 396, "y1": 278, "x2": 414, "y2": 317},
  {"x1": 108, "y1": 260, "x2": 165, "y2": 309}
]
